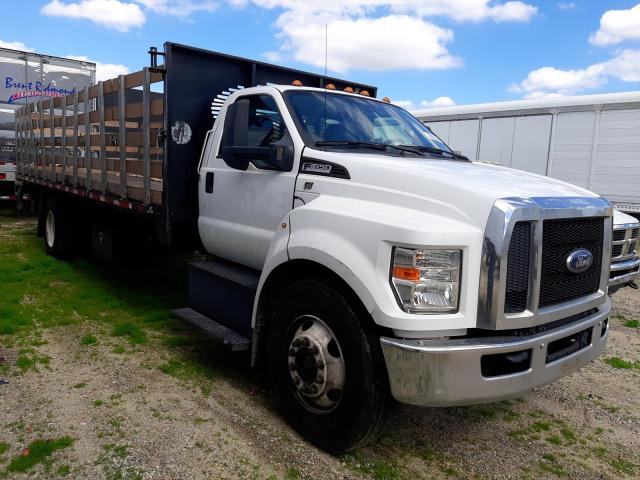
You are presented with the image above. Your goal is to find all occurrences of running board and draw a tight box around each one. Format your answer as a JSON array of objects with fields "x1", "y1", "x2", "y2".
[{"x1": 172, "y1": 307, "x2": 251, "y2": 351}]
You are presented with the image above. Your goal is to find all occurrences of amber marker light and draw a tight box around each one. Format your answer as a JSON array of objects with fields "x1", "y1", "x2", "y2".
[
  {"x1": 326, "y1": 83, "x2": 336, "y2": 90},
  {"x1": 344, "y1": 86, "x2": 354, "y2": 93},
  {"x1": 382, "y1": 97, "x2": 391, "y2": 103},
  {"x1": 360, "y1": 90, "x2": 370, "y2": 97},
  {"x1": 392, "y1": 266, "x2": 421, "y2": 282},
  {"x1": 292, "y1": 79, "x2": 303, "y2": 86}
]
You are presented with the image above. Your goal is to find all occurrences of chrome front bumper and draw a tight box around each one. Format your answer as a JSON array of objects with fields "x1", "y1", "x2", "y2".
[
  {"x1": 380, "y1": 300, "x2": 610, "y2": 407},
  {"x1": 609, "y1": 257, "x2": 640, "y2": 289}
]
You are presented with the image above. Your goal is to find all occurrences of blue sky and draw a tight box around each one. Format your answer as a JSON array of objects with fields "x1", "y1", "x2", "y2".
[{"x1": 2, "y1": 1, "x2": 640, "y2": 110}]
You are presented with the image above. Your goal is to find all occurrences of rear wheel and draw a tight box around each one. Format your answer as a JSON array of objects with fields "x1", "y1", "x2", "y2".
[
  {"x1": 43, "y1": 198, "x2": 75, "y2": 259},
  {"x1": 268, "y1": 278, "x2": 390, "y2": 453}
]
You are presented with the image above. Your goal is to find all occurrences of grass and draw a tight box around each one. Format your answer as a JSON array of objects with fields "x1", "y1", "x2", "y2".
[
  {"x1": 342, "y1": 452, "x2": 403, "y2": 480},
  {"x1": 73, "y1": 382, "x2": 87, "y2": 389},
  {"x1": 0, "y1": 218, "x2": 187, "y2": 345},
  {"x1": 5, "y1": 437, "x2": 74, "y2": 473},
  {"x1": 624, "y1": 319, "x2": 639, "y2": 328},
  {"x1": 80, "y1": 334, "x2": 98, "y2": 345},
  {"x1": 605, "y1": 357, "x2": 640, "y2": 370},
  {"x1": 0, "y1": 442, "x2": 8, "y2": 456}
]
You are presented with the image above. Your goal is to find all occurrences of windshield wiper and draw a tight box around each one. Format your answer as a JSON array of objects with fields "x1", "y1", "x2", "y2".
[
  {"x1": 314, "y1": 140, "x2": 425, "y2": 156},
  {"x1": 401, "y1": 145, "x2": 469, "y2": 161}
]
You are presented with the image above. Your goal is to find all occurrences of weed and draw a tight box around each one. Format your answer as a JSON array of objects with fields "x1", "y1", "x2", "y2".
[
  {"x1": 6, "y1": 437, "x2": 74, "y2": 473},
  {"x1": 624, "y1": 319, "x2": 639, "y2": 328},
  {"x1": 609, "y1": 457, "x2": 636, "y2": 474},
  {"x1": 94, "y1": 400, "x2": 104, "y2": 407},
  {"x1": 112, "y1": 345, "x2": 125, "y2": 354},
  {"x1": 112, "y1": 322, "x2": 147, "y2": 345},
  {"x1": 285, "y1": 467, "x2": 301, "y2": 479},
  {"x1": 73, "y1": 382, "x2": 87, "y2": 389},
  {"x1": 0, "y1": 442, "x2": 8, "y2": 457},
  {"x1": 539, "y1": 453, "x2": 566, "y2": 477},
  {"x1": 342, "y1": 452, "x2": 403, "y2": 480},
  {"x1": 56, "y1": 464, "x2": 71, "y2": 476},
  {"x1": 81, "y1": 334, "x2": 98, "y2": 345},
  {"x1": 605, "y1": 357, "x2": 640, "y2": 370}
]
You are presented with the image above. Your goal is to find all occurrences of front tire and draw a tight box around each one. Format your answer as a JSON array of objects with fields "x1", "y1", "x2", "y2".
[{"x1": 268, "y1": 278, "x2": 390, "y2": 453}]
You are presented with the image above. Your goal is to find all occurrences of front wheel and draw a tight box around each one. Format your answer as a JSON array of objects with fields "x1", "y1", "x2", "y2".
[{"x1": 268, "y1": 278, "x2": 390, "y2": 453}]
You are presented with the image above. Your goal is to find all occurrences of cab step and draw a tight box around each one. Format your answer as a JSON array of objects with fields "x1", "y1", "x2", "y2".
[{"x1": 172, "y1": 307, "x2": 251, "y2": 351}]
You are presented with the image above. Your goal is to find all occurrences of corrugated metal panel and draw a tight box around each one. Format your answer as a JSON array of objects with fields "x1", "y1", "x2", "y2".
[
  {"x1": 478, "y1": 117, "x2": 515, "y2": 166},
  {"x1": 510, "y1": 115, "x2": 552, "y2": 175},
  {"x1": 592, "y1": 109, "x2": 640, "y2": 203},
  {"x1": 548, "y1": 111, "x2": 595, "y2": 188},
  {"x1": 449, "y1": 119, "x2": 479, "y2": 159}
]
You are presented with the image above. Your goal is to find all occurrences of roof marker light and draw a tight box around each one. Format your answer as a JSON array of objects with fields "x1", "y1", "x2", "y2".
[
  {"x1": 344, "y1": 86, "x2": 354, "y2": 93},
  {"x1": 360, "y1": 90, "x2": 370, "y2": 97},
  {"x1": 326, "y1": 83, "x2": 336, "y2": 90},
  {"x1": 292, "y1": 80, "x2": 303, "y2": 86},
  {"x1": 382, "y1": 97, "x2": 391, "y2": 103}
]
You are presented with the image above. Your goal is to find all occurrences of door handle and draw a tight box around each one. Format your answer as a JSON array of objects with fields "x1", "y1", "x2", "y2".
[{"x1": 205, "y1": 172, "x2": 214, "y2": 193}]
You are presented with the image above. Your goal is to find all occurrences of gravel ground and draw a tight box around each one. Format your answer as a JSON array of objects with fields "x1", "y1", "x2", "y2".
[{"x1": 0, "y1": 214, "x2": 639, "y2": 479}]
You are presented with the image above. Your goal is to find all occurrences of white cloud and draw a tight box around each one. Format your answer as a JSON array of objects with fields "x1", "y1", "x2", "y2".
[
  {"x1": 231, "y1": 1, "x2": 535, "y2": 73},
  {"x1": 510, "y1": 49, "x2": 640, "y2": 97},
  {"x1": 590, "y1": 3, "x2": 640, "y2": 46},
  {"x1": 41, "y1": 0, "x2": 146, "y2": 31},
  {"x1": 135, "y1": 0, "x2": 217, "y2": 17},
  {"x1": 393, "y1": 96, "x2": 456, "y2": 110},
  {"x1": 420, "y1": 96, "x2": 456, "y2": 107},
  {"x1": 65, "y1": 55, "x2": 130, "y2": 81},
  {"x1": 277, "y1": 13, "x2": 460, "y2": 73},
  {"x1": 0, "y1": 39, "x2": 34, "y2": 52},
  {"x1": 556, "y1": 2, "x2": 575, "y2": 10}
]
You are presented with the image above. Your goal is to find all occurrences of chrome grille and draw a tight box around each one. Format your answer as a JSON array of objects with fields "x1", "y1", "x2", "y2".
[
  {"x1": 479, "y1": 197, "x2": 612, "y2": 331},
  {"x1": 539, "y1": 218, "x2": 604, "y2": 308},
  {"x1": 612, "y1": 224, "x2": 639, "y2": 262}
]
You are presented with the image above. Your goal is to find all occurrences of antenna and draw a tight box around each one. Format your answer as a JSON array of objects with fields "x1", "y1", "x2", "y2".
[{"x1": 323, "y1": 23, "x2": 328, "y2": 146}]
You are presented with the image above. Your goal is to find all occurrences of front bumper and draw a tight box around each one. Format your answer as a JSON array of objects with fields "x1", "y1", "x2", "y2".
[
  {"x1": 380, "y1": 300, "x2": 610, "y2": 407},
  {"x1": 608, "y1": 257, "x2": 640, "y2": 291}
]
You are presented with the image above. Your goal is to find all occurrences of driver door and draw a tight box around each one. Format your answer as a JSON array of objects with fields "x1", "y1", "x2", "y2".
[{"x1": 198, "y1": 93, "x2": 297, "y2": 270}]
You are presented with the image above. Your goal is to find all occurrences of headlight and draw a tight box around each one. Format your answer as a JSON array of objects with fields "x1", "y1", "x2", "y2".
[{"x1": 390, "y1": 248, "x2": 461, "y2": 314}]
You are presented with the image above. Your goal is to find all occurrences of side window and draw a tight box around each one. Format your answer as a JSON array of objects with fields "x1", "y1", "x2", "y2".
[
  {"x1": 247, "y1": 95, "x2": 286, "y2": 147},
  {"x1": 218, "y1": 94, "x2": 287, "y2": 157}
]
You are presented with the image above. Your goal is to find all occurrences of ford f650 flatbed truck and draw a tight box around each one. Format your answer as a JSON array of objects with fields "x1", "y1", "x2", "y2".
[{"x1": 15, "y1": 43, "x2": 613, "y2": 453}]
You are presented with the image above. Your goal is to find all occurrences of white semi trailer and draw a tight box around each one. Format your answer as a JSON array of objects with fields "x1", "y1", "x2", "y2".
[{"x1": 0, "y1": 47, "x2": 95, "y2": 201}]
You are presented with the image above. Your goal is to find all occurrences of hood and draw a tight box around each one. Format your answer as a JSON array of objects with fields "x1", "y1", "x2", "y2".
[{"x1": 303, "y1": 149, "x2": 600, "y2": 230}]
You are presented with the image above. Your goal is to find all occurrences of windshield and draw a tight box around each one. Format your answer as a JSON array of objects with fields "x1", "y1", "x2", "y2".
[{"x1": 284, "y1": 90, "x2": 451, "y2": 153}]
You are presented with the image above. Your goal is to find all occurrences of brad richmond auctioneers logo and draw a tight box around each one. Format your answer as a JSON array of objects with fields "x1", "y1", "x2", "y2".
[{"x1": 4, "y1": 76, "x2": 76, "y2": 104}]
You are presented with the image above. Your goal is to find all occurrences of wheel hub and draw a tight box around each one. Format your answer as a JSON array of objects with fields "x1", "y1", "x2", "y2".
[{"x1": 287, "y1": 316, "x2": 345, "y2": 412}]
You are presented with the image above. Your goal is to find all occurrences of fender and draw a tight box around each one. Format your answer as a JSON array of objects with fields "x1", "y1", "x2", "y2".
[{"x1": 254, "y1": 194, "x2": 484, "y2": 333}]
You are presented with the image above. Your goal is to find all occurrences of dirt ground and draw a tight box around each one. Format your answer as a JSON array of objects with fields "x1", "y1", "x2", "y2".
[{"x1": 0, "y1": 214, "x2": 639, "y2": 479}]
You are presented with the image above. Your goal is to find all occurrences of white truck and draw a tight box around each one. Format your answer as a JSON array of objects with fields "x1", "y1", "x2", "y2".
[{"x1": 16, "y1": 43, "x2": 613, "y2": 452}]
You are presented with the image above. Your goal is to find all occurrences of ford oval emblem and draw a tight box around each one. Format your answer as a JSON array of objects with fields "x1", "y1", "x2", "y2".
[{"x1": 566, "y1": 249, "x2": 593, "y2": 274}]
